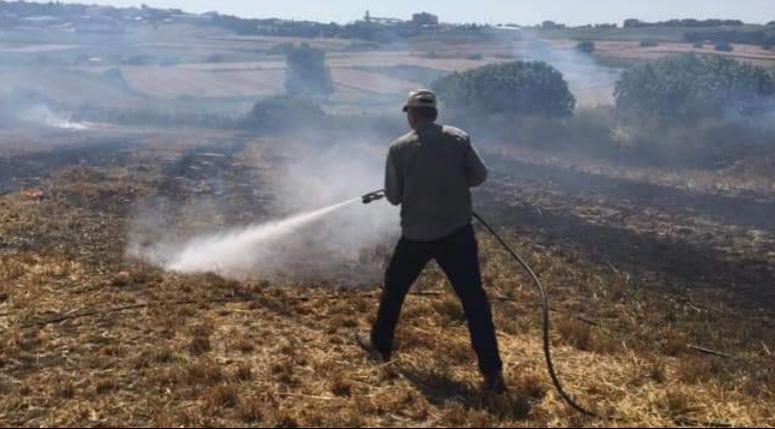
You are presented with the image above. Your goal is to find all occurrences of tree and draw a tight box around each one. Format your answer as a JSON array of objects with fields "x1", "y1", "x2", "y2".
[
  {"x1": 432, "y1": 61, "x2": 575, "y2": 117},
  {"x1": 576, "y1": 41, "x2": 595, "y2": 54},
  {"x1": 614, "y1": 54, "x2": 775, "y2": 122},
  {"x1": 715, "y1": 41, "x2": 734, "y2": 52},
  {"x1": 244, "y1": 96, "x2": 325, "y2": 131},
  {"x1": 284, "y1": 43, "x2": 334, "y2": 98}
]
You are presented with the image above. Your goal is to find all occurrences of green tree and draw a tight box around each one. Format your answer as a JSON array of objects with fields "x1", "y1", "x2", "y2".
[
  {"x1": 432, "y1": 61, "x2": 575, "y2": 117},
  {"x1": 576, "y1": 41, "x2": 596, "y2": 54},
  {"x1": 715, "y1": 41, "x2": 734, "y2": 52},
  {"x1": 244, "y1": 96, "x2": 326, "y2": 131},
  {"x1": 284, "y1": 43, "x2": 334, "y2": 98},
  {"x1": 615, "y1": 54, "x2": 775, "y2": 122}
]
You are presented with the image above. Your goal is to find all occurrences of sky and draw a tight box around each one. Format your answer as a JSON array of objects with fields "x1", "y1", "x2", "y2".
[{"x1": 59, "y1": 0, "x2": 774, "y2": 25}]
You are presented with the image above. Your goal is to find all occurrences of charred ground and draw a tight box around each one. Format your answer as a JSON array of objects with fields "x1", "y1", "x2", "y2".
[{"x1": 0, "y1": 128, "x2": 773, "y2": 427}]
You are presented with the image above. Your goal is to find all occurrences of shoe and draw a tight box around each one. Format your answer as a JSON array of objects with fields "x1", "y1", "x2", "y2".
[
  {"x1": 355, "y1": 331, "x2": 391, "y2": 363},
  {"x1": 482, "y1": 371, "x2": 507, "y2": 394}
]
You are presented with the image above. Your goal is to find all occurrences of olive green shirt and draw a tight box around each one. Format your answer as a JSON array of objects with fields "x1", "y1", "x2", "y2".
[{"x1": 385, "y1": 122, "x2": 488, "y2": 241}]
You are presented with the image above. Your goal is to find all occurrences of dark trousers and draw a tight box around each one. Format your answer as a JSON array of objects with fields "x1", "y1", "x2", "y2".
[{"x1": 371, "y1": 224, "x2": 503, "y2": 375}]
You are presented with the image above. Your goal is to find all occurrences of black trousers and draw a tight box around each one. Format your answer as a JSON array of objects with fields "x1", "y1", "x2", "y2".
[{"x1": 371, "y1": 224, "x2": 503, "y2": 375}]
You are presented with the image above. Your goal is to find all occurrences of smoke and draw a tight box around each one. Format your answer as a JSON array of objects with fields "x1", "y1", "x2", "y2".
[
  {"x1": 0, "y1": 100, "x2": 92, "y2": 130},
  {"x1": 127, "y1": 131, "x2": 400, "y2": 282},
  {"x1": 17, "y1": 104, "x2": 92, "y2": 130},
  {"x1": 723, "y1": 95, "x2": 775, "y2": 132},
  {"x1": 515, "y1": 31, "x2": 623, "y2": 107}
]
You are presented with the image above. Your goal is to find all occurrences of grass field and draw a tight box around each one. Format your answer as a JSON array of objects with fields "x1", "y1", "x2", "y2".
[{"x1": 0, "y1": 126, "x2": 773, "y2": 427}]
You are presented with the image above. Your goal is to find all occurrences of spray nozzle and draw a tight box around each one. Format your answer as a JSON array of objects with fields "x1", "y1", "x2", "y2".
[{"x1": 362, "y1": 189, "x2": 386, "y2": 204}]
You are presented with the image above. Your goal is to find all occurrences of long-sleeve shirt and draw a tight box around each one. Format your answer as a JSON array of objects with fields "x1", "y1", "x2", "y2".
[{"x1": 385, "y1": 122, "x2": 488, "y2": 241}]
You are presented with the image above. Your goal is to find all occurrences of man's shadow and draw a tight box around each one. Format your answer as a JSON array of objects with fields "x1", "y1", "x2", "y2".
[{"x1": 398, "y1": 366, "x2": 532, "y2": 420}]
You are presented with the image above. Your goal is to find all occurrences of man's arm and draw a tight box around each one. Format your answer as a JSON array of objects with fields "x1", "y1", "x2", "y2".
[
  {"x1": 384, "y1": 147, "x2": 403, "y2": 205},
  {"x1": 465, "y1": 137, "x2": 488, "y2": 187}
]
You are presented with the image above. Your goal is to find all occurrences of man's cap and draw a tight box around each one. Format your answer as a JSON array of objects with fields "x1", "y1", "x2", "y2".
[{"x1": 402, "y1": 89, "x2": 438, "y2": 112}]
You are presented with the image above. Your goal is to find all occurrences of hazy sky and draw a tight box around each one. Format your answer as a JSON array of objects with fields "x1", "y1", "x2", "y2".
[{"x1": 61, "y1": 0, "x2": 774, "y2": 25}]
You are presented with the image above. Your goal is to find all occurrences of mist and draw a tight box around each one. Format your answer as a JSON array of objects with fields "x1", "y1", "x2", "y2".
[
  {"x1": 126, "y1": 129, "x2": 401, "y2": 283},
  {"x1": 0, "y1": 93, "x2": 93, "y2": 130},
  {"x1": 517, "y1": 30, "x2": 623, "y2": 107},
  {"x1": 15, "y1": 104, "x2": 92, "y2": 130}
]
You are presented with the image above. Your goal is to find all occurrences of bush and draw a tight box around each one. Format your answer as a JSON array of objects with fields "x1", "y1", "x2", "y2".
[
  {"x1": 432, "y1": 61, "x2": 576, "y2": 117},
  {"x1": 122, "y1": 55, "x2": 152, "y2": 65},
  {"x1": 715, "y1": 41, "x2": 734, "y2": 52},
  {"x1": 576, "y1": 41, "x2": 596, "y2": 54},
  {"x1": 243, "y1": 96, "x2": 326, "y2": 131},
  {"x1": 614, "y1": 54, "x2": 775, "y2": 122},
  {"x1": 205, "y1": 53, "x2": 226, "y2": 63},
  {"x1": 614, "y1": 120, "x2": 774, "y2": 168},
  {"x1": 640, "y1": 40, "x2": 659, "y2": 47},
  {"x1": 267, "y1": 42, "x2": 293, "y2": 55},
  {"x1": 284, "y1": 43, "x2": 334, "y2": 98},
  {"x1": 692, "y1": 43, "x2": 705, "y2": 49}
]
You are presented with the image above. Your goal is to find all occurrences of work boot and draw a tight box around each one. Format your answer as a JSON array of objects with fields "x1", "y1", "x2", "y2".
[
  {"x1": 355, "y1": 331, "x2": 391, "y2": 363},
  {"x1": 482, "y1": 371, "x2": 507, "y2": 394}
]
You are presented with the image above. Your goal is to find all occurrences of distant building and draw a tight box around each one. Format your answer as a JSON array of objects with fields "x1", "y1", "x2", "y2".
[
  {"x1": 170, "y1": 13, "x2": 209, "y2": 23},
  {"x1": 75, "y1": 18, "x2": 125, "y2": 34},
  {"x1": 20, "y1": 15, "x2": 63, "y2": 26},
  {"x1": 541, "y1": 20, "x2": 566, "y2": 30},
  {"x1": 359, "y1": 10, "x2": 403, "y2": 26},
  {"x1": 623, "y1": 19, "x2": 645, "y2": 28},
  {"x1": 84, "y1": 6, "x2": 117, "y2": 17},
  {"x1": 412, "y1": 12, "x2": 438, "y2": 27}
]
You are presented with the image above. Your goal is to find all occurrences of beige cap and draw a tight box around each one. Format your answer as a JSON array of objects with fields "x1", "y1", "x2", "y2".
[{"x1": 402, "y1": 89, "x2": 438, "y2": 112}]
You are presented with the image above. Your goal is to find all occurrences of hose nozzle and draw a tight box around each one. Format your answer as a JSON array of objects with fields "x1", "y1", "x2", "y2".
[{"x1": 362, "y1": 189, "x2": 386, "y2": 204}]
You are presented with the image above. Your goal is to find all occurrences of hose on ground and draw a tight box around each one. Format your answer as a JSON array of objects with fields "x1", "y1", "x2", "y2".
[{"x1": 472, "y1": 211, "x2": 597, "y2": 417}]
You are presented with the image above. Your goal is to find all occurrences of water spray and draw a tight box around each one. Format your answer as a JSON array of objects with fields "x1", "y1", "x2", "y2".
[
  {"x1": 164, "y1": 197, "x2": 362, "y2": 274},
  {"x1": 362, "y1": 188, "x2": 596, "y2": 417}
]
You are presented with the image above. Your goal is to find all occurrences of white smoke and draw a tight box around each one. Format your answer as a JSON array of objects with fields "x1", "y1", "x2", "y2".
[
  {"x1": 127, "y1": 134, "x2": 400, "y2": 282},
  {"x1": 516, "y1": 31, "x2": 623, "y2": 107},
  {"x1": 16, "y1": 104, "x2": 91, "y2": 130}
]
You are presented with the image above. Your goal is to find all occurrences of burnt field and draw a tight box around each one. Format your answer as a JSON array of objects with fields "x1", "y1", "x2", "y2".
[{"x1": 0, "y1": 128, "x2": 773, "y2": 427}]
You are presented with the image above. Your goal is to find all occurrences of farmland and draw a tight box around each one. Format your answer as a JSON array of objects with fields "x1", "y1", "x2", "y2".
[{"x1": 1, "y1": 14, "x2": 775, "y2": 429}]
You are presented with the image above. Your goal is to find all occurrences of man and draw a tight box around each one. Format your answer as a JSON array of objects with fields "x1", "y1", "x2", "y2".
[{"x1": 357, "y1": 89, "x2": 506, "y2": 393}]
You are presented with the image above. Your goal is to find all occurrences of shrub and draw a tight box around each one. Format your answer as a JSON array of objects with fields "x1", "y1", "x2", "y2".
[
  {"x1": 267, "y1": 42, "x2": 293, "y2": 55},
  {"x1": 284, "y1": 43, "x2": 334, "y2": 97},
  {"x1": 205, "y1": 53, "x2": 226, "y2": 63},
  {"x1": 615, "y1": 53, "x2": 775, "y2": 122},
  {"x1": 576, "y1": 40, "x2": 596, "y2": 54},
  {"x1": 640, "y1": 40, "x2": 659, "y2": 47},
  {"x1": 432, "y1": 61, "x2": 575, "y2": 117},
  {"x1": 715, "y1": 41, "x2": 734, "y2": 52},
  {"x1": 243, "y1": 96, "x2": 326, "y2": 131}
]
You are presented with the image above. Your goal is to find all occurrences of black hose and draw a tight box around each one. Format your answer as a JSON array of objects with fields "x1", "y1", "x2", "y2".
[{"x1": 472, "y1": 211, "x2": 597, "y2": 417}]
